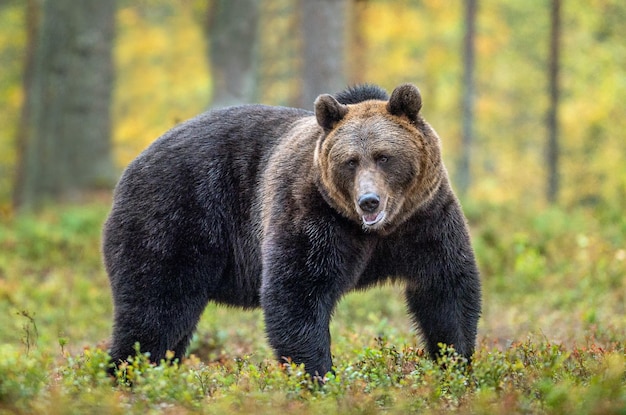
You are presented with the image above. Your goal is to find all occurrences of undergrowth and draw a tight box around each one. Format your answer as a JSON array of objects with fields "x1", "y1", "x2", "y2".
[{"x1": 0, "y1": 200, "x2": 624, "y2": 414}]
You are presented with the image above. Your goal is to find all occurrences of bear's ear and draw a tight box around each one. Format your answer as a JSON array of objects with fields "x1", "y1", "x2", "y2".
[
  {"x1": 314, "y1": 94, "x2": 348, "y2": 132},
  {"x1": 387, "y1": 84, "x2": 422, "y2": 124}
]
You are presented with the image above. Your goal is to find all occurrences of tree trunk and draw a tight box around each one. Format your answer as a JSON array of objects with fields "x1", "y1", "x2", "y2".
[
  {"x1": 13, "y1": 0, "x2": 40, "y2": 209},
  {"x1": 546, "y1": 0, "x2": 561, "y2": 203},
  {"x1": 299, "y1": 0, "x2": 348, "y2": 109},
  {"x1": 14, "y1": 0, "x2": 116, "y2": 210},
  {"x1": 348, "y1": 0, "x2": 367, "y2": 85},
  {"x1": 206, "y1": 0, "x2": 259, "y2": 108},
  {"x1": 457, "y1": 0, "x2": 477, "y2": 197},
  {"x1": 256, "y1": 0, "x2": 301, "y2": 107}
]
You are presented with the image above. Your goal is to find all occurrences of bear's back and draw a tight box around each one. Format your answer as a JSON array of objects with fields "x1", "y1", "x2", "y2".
[{"x1": 117, "y1": 104, "x2": 312, "y2": 203}]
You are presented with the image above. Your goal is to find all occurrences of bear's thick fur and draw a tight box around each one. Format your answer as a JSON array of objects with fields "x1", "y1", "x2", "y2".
[{"x1": 103, "y1": 83, "x2": 481, "y2": 378}]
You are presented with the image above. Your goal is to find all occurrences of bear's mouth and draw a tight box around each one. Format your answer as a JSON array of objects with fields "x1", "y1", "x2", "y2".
[{"x1": 362, "y1": 211, "x2": 386, "y2": 226}]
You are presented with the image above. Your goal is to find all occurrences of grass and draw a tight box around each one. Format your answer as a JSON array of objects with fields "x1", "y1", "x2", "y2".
[{"x1": 0, "y1": 198, "x2": 624, "y2": 414}]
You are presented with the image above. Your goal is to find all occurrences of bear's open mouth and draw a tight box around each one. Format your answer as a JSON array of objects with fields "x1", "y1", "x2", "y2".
[{"x1": 362, "y1": 211, "x2": 386, "y2": 226}]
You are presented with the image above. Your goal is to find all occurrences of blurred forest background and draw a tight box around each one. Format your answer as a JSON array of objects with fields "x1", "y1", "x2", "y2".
[
  {"x1": 0, "y1": 0, "x2": 624, "y2": 213},
  {"x1": 0, "y1": 2, "x2": 625, "y2": 412}
]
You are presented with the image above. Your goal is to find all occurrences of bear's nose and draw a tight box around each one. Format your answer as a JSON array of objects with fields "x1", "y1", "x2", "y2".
[{"x1": 358, "y1": 193, "x2": 380, "y2": 213}]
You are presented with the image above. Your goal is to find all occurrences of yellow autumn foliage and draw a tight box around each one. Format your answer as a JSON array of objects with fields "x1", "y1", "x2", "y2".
[
  {"x1": 0, "y1": 0, "x2": 624, "y2": 208},
  {"x1": 113, "y1": 4, "x2": 211, "y2": 167},
  {"x1": 0, "y1": 5, "x2": 26, "y2": 207}
]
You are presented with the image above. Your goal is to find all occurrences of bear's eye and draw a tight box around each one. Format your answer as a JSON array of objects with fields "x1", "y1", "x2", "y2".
[
  {"x1": 377, "y1": 155, "x2": 389, "y2": 164},
  {"x1": 346, "y1": 158, "x2": 358, "y2": 169}
]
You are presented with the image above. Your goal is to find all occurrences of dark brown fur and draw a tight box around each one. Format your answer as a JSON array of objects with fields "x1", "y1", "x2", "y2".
[{"x1": 103, "y1": 84, "x2": 481, "y2": 379}]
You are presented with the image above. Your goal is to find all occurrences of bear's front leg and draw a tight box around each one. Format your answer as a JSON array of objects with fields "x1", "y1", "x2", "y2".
[
  {"x1": 404, "y1": 236, "x2": 481, "y2": 361},
  {"x1": 260, "y1": 226, "x2": 356, "y2": 379},
  {"x1": 263, "y1": 299, "x2": 334, "y2": 378},
  {"x1": 260, "y1": 262, "x2": 336, "y2": 378},
  {"x1": 399, "y1": 200, "x2": 482, "y2": 362},
  {"x1": 405, "y1": 275, "x2": 480, "y2": 361}
]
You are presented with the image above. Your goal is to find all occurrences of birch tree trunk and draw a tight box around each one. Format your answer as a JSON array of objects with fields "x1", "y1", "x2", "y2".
[
  {"x1": 299, "y1": 0, "x2": 348, "y2": 109},
  {"x1": 14, "y1": 0, "x2": 116, "y2": 210},
  {"x1": 457, "y1": 0, "x2": 477, "y2": 197},
  {"x1": 206, "y1": 0, "x2": 259, "y2": 108},
  {"x1": 546, "y1": 0, "x2": 561, "y2": 203}
]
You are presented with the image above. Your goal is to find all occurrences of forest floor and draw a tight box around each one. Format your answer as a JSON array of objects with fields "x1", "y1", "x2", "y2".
[{"x1": 0, "y1": 199, "x2": 624, "y2": 414}]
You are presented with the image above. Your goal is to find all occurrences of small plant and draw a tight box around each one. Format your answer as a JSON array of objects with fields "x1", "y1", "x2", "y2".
[
  {"x1": 58, "y1": 335, "x2": 68, "y2": 356},
  {"x1": 18, "y1": 309, "x2": 38, "y2": 354}
]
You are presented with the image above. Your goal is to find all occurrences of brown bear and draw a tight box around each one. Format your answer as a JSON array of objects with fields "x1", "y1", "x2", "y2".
[{"x1": 103, "y1": 83, "x2": 481, "y2": 379}]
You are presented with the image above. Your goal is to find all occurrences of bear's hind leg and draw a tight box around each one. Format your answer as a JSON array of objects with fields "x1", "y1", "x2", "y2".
[
  {"x1": 109, "y1": 293, "x2": 211, "y2": 367},
  {"x1": 108, "y1": 258, "x2": 225, "y2": 372}
]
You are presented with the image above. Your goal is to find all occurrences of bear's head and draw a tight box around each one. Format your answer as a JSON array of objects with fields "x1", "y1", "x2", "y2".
[{"x1": 314, "y1": 84, "x2": 444, "y2": 234}]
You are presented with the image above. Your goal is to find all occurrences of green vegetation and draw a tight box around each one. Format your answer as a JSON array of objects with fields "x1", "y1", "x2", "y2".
[
  {"x1": 0, "y1": 201, "x2": 624, "y2": 414},
  {"x1": 0, "y1": 1, "x2": 624, "y2": 413}
]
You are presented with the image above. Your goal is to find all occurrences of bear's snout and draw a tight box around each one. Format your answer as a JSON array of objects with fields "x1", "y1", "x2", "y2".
[
  {"x1": 353, "y1": 169, "x2": 389, "y2": 228},
  {"x1": 358, "y1": 192, "x2": 380, "y2": 213},
  {"x1": 356, "y1": 192, "x2": 387, "y2": 227}
]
